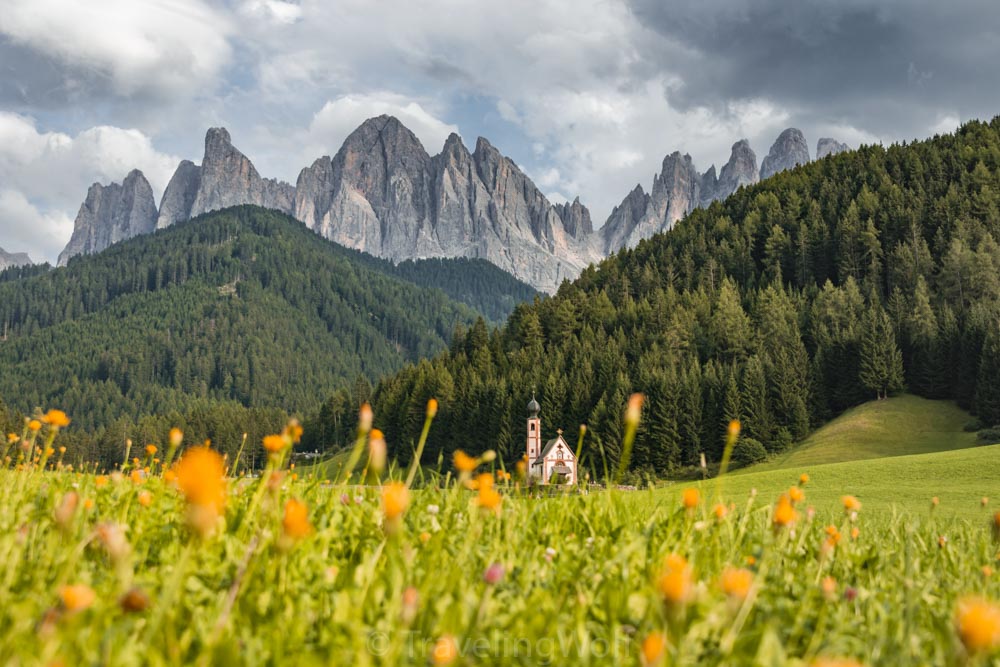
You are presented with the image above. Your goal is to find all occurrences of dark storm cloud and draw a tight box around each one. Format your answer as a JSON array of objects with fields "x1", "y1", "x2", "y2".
[{"x1": 628, "y1": 0, "x2": 1000, "y2": 136}]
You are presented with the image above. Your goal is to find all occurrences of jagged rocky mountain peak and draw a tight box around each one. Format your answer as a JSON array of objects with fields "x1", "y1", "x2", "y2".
[
  {"x1": 816, "y1": 137, "x2": 850, "y2": 159},
  {"x1": 59, "y1": 116, "x2": 852, "y2": 291},
  {"x1": 0, "y1": 247, "x2": 33, "y2": 270},
  {"x1": 57, "y1": 169, "x2": 158, "y2": 266},
  {"x1": 760, "y1": 128, "x2": 811, "y2": 179}
]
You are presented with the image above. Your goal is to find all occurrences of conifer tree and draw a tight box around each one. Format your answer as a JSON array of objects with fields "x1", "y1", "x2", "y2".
[{"x1": 859, "y1": 305, "x2": 905, "y2": 400}]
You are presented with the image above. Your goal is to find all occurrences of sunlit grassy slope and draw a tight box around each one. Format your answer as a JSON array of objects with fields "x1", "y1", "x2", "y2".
[
  {"x1": 643, "y1": 396, "x2": 996, "y2": 520},
  {"x1": 648, "y1": 444, "x2": 1000, "y2": 521},
  {"x1": 750, "y1": 394, "x2": 979, "y2": 471}
]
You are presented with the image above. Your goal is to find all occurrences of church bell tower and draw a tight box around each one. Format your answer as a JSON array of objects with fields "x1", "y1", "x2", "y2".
[{"x1": 526, "y1": 394, "x2": 541, "y2": 464}]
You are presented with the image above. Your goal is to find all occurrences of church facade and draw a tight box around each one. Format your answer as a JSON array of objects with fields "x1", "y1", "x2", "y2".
[{"x1": 526, "y1": 396, "x2": 577, "y2": 484}]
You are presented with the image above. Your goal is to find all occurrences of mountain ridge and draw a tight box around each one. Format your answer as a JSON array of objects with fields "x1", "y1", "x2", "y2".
[{"x1": 56, "y1": 118, "x2": 848, "y2": 290}]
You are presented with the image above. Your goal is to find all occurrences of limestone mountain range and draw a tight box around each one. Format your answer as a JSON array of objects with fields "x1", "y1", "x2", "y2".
[
  {"x1": 0, "y1": 247, "x2": 32, "y2": 271},
  {"x1": 52, "y1": 118, "x2": 848, "y2": 292}
]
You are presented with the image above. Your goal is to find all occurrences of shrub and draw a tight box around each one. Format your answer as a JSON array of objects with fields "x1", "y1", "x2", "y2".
[
  {"x1": 964, "y1": 419, "x2": 984, "y2": 433},
  {"x1": 732, "y1": 438, "x2": 768, "y2": 467},
  {"x1": 977, "y1": 427, "x2": 1000, "y2": 444}
]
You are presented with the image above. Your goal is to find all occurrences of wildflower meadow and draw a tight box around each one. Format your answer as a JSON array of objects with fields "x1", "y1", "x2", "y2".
[{"x1": 2, "y1": 402, "x2": 1000, "y2": 666}]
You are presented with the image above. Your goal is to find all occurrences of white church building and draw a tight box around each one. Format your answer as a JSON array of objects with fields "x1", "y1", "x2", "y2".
[{"x1": 525, "y1": 395, "x2": 577, "y2": 484}]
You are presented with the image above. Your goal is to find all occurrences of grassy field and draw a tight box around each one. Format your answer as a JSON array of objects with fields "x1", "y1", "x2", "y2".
[
  {"x1": 747, "y1": 394, "x2": 980, "y2": 471},
  {"x1": 652, "y1": 444, "x2": 1000, "y2": 521},
  {"x1": 6, "y1": 404, "x2": 1000, "y2": 665}
]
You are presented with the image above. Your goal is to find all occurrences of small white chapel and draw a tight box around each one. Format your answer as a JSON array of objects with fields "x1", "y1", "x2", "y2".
[{"x1": 525, "y1": 395, "x2": 577, "y2": 484}]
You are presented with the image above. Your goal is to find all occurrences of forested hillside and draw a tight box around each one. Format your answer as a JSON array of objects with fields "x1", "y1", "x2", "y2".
[
  {"x1": 0, "y1": 206, "x2": 494, "y2": 437},
  {"x1": 352, "y1": 118, "x2": 1000, "y2": 476},
  {"x1": 386, "y1": 257, "x2": 539, "y2": 323}
]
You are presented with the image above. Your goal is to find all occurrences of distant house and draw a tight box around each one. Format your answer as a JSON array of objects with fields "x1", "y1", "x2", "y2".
[{"x1": 525, "y1": 395, "x2": 577, "y2": 484}]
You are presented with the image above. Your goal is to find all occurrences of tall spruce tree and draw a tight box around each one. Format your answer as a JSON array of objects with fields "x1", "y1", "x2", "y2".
[{"x1": 859, "y1": 305, "x2": 905, "y2": 400}]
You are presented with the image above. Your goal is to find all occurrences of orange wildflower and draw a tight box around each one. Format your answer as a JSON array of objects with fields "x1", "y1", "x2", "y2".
[
  {"x1": 145, "y1": 444, "x2": 157, "y2": 456},
  {"x1": 788, "y1": 486, "x2": 805, "y2": 503},
  {"x1": 430, "y1": 635, "x2": 459, "y2": 665},
  {"x1": 453, "y1": 449, "x2": 477, "y2": 473},
  {"x1": 172, "y1": 446, "x2": 227, "y2": 537},
  {"x1": 956, "y1": 597, "x2": 1000, "y2": 654},
  {"x1": 657, "y1": 553, "x2": 693, "y2": 606},
  {"x1": 282, "y1": 499, "x2": 313, "y2": 540},
  {"x1": 681, "y1": 487, "x2": 700, "y2": 510},
  {"x1": 382, "y1": 482, "x2": 410, "y2": 521},
  {"x1": 95, "y1": 475, "x2": 109, "y2": 488},
  {"x1": 713, "y1": 503, "x2": 728, "y2": 520},
  {"x1": 799, "y1": 473, "x2": 809, "y2": 486},
  {"x1": 138, "y1": 491, "x2": 153, "y2": 507},
  {"x1": 42, "y1": 409, "x2": 71, "y2": 428},
  {"x1": 641, "y1": 632, "x2": 667, "y2": 666},
  {"x1": 262, "y1": 434, "x2": 287, "y2": 454},
  {"x1": 821, "y1": 576, "x2": 837, "y2": 600},
  {"x1": 773, "y1": 494, "x2": 798, "y2": 528},
  {"x1": 625, "y1": 393, "x2": 644, "y2": 427},
  {"x1": 426, "y1": 398, "x2": 438, "y2": 418},
  {"x1": 727, "y1": 419, "x2": 741, "y2": 439},
  {"x1": 169, "y1": 428, "x2": 183, "y2": 448},
  {"x1": 477, "y1": 476, "x2": 503, "y2": 514},
  {"x1": 841, "y1": 495, "x2": 862, "y2": 512},
  {"x1": 720, "y1": 566, "x2": 753, "y2": 601},
  {"x1": 59, "y1": 584, "x2": 96, "y2": 613},
  {"x1": 28, "y1": 420, "x2": 41, "y2": 432},
  {"x1": 358, "y1": 403, "x2": 373, "y2": 433},
  {"x1": 284, "y1": 419, "x2": 303, "y2": 443}
]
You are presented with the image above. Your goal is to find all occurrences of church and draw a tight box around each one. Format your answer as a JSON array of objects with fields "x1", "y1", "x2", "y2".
[{"x1": 525, "y1": 395, "x2": 578, "y2": 484}]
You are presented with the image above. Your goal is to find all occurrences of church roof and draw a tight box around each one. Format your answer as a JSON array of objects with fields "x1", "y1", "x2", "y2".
[{"x1": 533, "y1": 434, "x2": 575, "y2": 465}]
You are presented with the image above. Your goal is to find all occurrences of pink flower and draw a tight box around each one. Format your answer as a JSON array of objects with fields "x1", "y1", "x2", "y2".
[{"x1": 484, "y1": 562, "x2": 505, "y2": 585}]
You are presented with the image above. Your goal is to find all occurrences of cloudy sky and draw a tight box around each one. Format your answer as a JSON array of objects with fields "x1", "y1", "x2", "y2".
[{"x1": 1, "y1": 0, "x2": 998, "y2": 263}]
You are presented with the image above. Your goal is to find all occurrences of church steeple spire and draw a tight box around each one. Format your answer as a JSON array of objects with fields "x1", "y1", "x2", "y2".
[{"x1": 526, "y1": 393, "x2": 541, "y2": 465}]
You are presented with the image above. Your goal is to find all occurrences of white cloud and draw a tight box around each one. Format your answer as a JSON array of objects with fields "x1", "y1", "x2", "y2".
[
  {"x1": 305, "y1": 93, "x2": 459, "y2": 158},
  {"x1": 239, "y1": 0, "x2": 303, "y2": 25},
  {"x1": 0, "y1": 0, "x2": 232, "y2": 98},
  {"x1": 0, "y1": 190, "x2": 73, "y2": 261},
  {"x1": 0, "y1": 113, "x2": 180, "y2": 263}
]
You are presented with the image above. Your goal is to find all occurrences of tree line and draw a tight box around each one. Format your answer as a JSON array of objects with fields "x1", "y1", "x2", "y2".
[{"x1": 325, "y1": 117, "x2": 1000, "y2": 477}]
